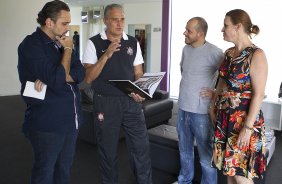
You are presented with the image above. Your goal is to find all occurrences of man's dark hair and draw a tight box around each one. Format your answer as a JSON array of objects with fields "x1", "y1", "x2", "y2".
[{"x1": 37, "y1": 0, "x2": 70, "y2": 26}]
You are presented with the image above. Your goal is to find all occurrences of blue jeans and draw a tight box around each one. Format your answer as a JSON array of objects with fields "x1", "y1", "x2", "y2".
[
  {"x1": 176, "y1": 109, "x2": 217, "y2": 184},
  {"x1": 26, "y1": 130, "x2": 78, "y2": 184}
]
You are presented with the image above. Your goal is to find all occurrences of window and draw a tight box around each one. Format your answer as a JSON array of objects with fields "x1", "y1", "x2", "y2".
[{"x1": 169, "y1": 0, "x2": 282, "y2": 99}]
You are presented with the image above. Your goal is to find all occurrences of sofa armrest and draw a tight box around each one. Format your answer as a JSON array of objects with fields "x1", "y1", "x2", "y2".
[{"x1": 152, "y1": 89, "x2": 169, "y2": 100}]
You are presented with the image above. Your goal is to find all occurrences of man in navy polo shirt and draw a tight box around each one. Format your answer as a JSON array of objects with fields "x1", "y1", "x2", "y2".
[
  {"x1": 82, "y1": 3, "x2": 152, "y2": 184},
  {"x1": 17, "y1": 1, "x2": 85, "y2": 183}
]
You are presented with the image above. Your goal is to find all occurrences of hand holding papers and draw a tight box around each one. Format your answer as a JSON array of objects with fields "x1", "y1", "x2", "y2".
[
  {"x1": 109, "y1": 72, "x2": 166, "y2": 98},
  {"x1": 23, "y1": 81, "x2": 47, "y2": 100}
]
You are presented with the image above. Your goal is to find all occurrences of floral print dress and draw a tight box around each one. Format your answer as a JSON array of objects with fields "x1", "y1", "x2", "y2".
[{"x1": 212, "y1": 45, "x2": 266, "y2": 180}]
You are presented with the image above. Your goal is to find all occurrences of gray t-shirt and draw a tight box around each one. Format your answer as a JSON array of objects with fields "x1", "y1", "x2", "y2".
[{"x1": 178, "y1": 41, "x2": 224, "y2": 114}]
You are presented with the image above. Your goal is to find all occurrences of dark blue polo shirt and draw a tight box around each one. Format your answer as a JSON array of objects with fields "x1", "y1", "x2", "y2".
[
  {"x1": 89, "y1": 34, "x2": 137, "y2": 96},
  {"x1": 17, "y1": 27, "x2": 85, "y2": 134}
]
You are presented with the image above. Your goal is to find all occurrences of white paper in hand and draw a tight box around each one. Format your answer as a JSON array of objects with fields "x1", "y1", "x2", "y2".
[{"x1": 23, "y1": 81, "x2": 47, "y2": 100}]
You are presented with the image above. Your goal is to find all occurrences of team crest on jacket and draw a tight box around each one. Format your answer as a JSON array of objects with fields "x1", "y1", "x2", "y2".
[
  {"x1": 127, "y1": 47, "x2": 133, "y2": 55},
  {"x1": 97, "y1": 112, "x2": 104, "y2": 122}
]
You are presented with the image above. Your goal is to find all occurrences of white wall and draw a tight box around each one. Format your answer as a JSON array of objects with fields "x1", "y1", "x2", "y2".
[
  {"x1": 124, "y1": 2, "x2": 162, "y2": 73},
  {"x1": 70, "y1": 7, "x2": 83, "y2": 26},
  {"x1": 0, "y1": 0, "x2": 49, "y2": 96},
  {"x1": 0, "y1": 1, "x2": 163, "y2": 96},
  {"x1": 69, "y1": 6, "x2": 83, "y2": 58}
]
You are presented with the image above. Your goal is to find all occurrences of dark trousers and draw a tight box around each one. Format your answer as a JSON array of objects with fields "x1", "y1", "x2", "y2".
[
  {"x1": 26, "y1": 130, "x2": 78, "y2": 184},
  {"x1": 93, "y1": 94, "x2": 152, "y2": 184}
]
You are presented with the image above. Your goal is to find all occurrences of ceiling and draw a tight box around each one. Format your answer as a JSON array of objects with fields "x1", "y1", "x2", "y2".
[{"x1": 65, "y1": 0, "x2": 161, "y2": 7}]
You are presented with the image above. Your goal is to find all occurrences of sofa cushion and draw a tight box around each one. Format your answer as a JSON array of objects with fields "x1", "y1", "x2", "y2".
[
  {"x1": 78, "y1": 89, "x2": 174, "y2": 145},
  {"x1": 142, "y1": 99, "x2": 173, "y2": 117}
]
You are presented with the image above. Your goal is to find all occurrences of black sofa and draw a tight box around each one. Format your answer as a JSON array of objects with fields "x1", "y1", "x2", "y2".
[
  {"x1": 78, "y1": 88, "x2": 174, "y2": 145},
  {"x1": 148, "y1": 124, "x2": 266, "y2": 184}
]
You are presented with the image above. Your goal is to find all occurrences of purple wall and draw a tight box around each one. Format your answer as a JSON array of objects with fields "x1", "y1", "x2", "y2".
[{"x1": 160, "y1": 0, "x2": 171, "y2": 92}]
